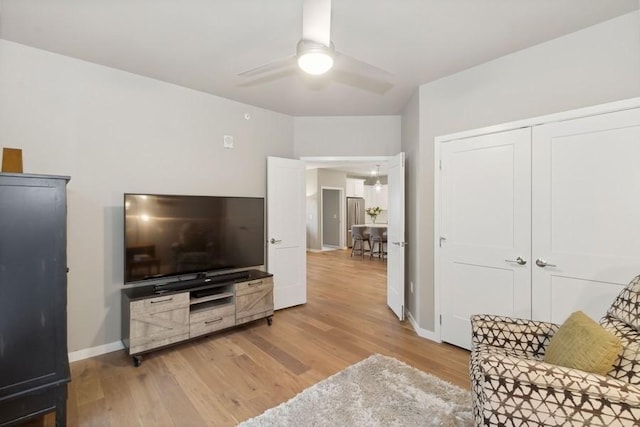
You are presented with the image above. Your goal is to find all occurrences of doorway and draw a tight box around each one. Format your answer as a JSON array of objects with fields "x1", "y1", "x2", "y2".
[
  {"x1": 302, "y1": 155, "x2": 404, "y2": 319},
  {"x1": 321, "y1": 187, "x2": 343, "y2": 249},
  {"x1": 303, "y1": 156, "x2": 391, "y2": 253}
]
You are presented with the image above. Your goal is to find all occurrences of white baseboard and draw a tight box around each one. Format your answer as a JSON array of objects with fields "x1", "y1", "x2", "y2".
[
  {"x1": 68, "y1": 340, "x2": 124, "y2": 363},
  {"x1": 67, "y1": 315, "x2": 438, "y2": 363},
  {"x1": 66, "y1": 312, "x2": 439, "y2": 363},
  {"x1": 406, "y1": 310, "x2": 440, "y2": 343}
]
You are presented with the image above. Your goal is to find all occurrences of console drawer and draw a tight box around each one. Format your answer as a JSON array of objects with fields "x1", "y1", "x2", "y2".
[
  {"x1": 190, "y1": 304, "x2": 235, "y2": 338},
  {"x1": 131, "y1": 292, "x2": 189, "y2": 315},
  {"x1": 236, "y1": 277, "x2": 273, "y2": 296}
]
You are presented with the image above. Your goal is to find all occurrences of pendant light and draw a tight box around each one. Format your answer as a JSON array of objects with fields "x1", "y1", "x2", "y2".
[{"x1": 374, "y1": 165, "x2": 382, "y2": 192}]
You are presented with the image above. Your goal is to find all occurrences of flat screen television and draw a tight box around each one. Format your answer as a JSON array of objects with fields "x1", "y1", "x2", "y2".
[{"x1": 124, "y1": 193, "x2": 265, "y2": 286}]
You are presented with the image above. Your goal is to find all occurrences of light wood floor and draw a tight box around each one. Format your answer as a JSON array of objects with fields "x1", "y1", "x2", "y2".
[{"x1": 32, "y1": 249, "x2": 470, "y2": 426}]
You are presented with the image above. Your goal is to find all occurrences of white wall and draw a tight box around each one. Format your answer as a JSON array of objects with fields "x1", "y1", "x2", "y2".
[
  {"x1": 0, "y1": 40, "x2": 294, "y2": 352},
  {"x1": 400, "y1": 91, "x2": 420, "y2": 320},
  {"x1": 306, "y1": 169, "x2": 319, "y2": 250},
  {"x1": 405, "y1": 11, "x2": 640, "y2": 332},
  {"x1": 294, "y1": 116, "x2": 401, "y2": 157}
]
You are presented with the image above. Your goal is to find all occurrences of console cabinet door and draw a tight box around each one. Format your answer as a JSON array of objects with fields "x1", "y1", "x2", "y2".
[{"x1": 236, "y1": 278, "x2": 274, "y2": 324}]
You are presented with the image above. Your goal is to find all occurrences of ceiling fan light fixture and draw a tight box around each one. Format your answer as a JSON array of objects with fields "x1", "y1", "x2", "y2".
[{"x1": 297, "y1": 39, "x2": 335, "y2": 75}]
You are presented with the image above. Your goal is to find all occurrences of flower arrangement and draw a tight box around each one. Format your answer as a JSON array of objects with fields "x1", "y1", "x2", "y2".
[{"x1": 365, "y1": 206, "x2": 382, "y2": 223}]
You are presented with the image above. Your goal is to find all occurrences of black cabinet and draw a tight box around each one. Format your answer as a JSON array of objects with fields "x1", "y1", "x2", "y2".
[{"x1": 0, "y1": 173, "x2": 70, "y2": 426}]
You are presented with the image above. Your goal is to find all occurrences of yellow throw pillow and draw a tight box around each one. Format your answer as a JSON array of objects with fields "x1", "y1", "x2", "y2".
[{"x1": 544, "y1": 311, "x2": 621, "y2": 376}]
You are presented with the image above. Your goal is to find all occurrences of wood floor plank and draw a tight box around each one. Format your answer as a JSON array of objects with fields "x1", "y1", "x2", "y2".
[
  {"x1": 127, "y1": 368, "x2": 176, "y2": 426},
  {"x1": 100, "y1": 374, "x2": 139, "y2": 426},
  {"x1": 148, "y1": 357, "x2": 209, "y2": 426},
  {"x1": 35, "y1": 249, "x2": 470, "y2": 426},
  {"x1": 76, "y1": 398, "x2": 111, "y2": 427}
]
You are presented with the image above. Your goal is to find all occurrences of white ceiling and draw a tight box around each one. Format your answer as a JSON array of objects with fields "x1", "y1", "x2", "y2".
[{"x1": 0, "y1": 1, "x2": 637, "y2": 117}]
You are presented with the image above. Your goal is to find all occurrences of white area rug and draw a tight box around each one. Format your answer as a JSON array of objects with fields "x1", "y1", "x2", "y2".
[{"x1": 238, "y1": 354, "x2": 473, "y2": 427}]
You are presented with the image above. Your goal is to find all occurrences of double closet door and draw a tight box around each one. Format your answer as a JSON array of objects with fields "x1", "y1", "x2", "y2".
[{"x1": 440, "y1": 107, "x2": 640, "y2": 350}]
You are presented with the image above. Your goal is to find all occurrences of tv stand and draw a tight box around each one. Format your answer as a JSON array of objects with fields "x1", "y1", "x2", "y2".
[{"x1": 121, "y1": 269, "x2": 273, "y2": 366}]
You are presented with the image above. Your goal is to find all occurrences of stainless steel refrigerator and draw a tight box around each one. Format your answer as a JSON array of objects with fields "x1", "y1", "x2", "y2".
[{"x1": 346, "y1": 197, "x2": 365, "y2": 248}]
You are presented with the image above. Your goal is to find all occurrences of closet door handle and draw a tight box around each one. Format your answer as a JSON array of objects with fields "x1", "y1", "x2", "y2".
[
  {"x1": 535, "y1": 258, "x2": 556, "y2": 268},
  {"x1": 505, "y1": 256, "x2": 527, "y2": 265}
]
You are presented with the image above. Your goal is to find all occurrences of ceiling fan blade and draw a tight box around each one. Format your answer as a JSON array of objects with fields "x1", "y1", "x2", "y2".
[
  {"x1": 332, "y1": 52, "x2": 394, "y2": 94},
  {"x1": 331, "y1": 69, "x2": 393, "y2": 95},
  {"x1": 334, "y1": 52, "x2": 394, "y2": 81},
  {"x1": 237, "y1": 67, "x2": 299, "y2": 88},
  {"x1": 237, "y1": 56, "x2": 296, "y2": 77},
  {"x1": 302, "y1": 0, "x2": 331, "y2": 46}
]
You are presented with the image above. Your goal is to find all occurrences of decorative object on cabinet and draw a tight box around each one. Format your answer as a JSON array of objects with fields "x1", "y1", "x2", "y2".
[
  {"x1": 1, "y1": 147, "x2": 23, "y2": 173},
  {"x1": 121, "y1": 269, "x2": 274, "y2": 367},
  {"x1": 0, "y1": 173, "x2": 71, "y2": 426}
]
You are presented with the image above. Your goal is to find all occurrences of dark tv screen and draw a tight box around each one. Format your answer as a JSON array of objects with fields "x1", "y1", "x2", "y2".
[{"x1": 124, "y1": 194, "x2": 265, "y2": 284}]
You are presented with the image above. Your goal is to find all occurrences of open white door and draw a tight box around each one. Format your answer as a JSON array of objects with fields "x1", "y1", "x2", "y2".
[
  {"x1": 267, "y1": 157, "x2": 307, "y2": 310},
  {"x1": 387, "y1": 152, "x2": 406, "y2": 320}
]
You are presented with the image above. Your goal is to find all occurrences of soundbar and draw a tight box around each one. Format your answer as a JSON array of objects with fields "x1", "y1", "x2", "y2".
[
  {"x1": 153, "y1": 270, "x2": 252, "y2": 293},
  {"x1": 154, "y1": 276, "x2": 212, "y2": 293}
]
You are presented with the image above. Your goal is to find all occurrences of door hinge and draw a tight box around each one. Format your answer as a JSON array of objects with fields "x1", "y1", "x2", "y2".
[
  {"x1": 439, "y1": 160, "x2": 442, "y2": 170},
  {"x1": 439, "y1": 236, "x2": 447, "y2": 247},
  {"x1": 439, "y1": 314, "x2": 442, "y2": 325}
]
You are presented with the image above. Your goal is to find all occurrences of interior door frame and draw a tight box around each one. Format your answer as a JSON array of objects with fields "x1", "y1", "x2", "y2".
[
  {"x1": 302, "y1": 155, "x2": 406, "y2": 318},
  {"x1": 320, "y1": 186, "x2": 345, "y2": 248},
  {"x1": 433, "y1": 96, "x2": 640, "y2": 343}
]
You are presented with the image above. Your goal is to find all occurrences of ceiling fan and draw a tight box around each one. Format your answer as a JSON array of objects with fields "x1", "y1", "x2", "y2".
[{"x1": 237, "y1": 0, "x2": 393, "y2": 93}]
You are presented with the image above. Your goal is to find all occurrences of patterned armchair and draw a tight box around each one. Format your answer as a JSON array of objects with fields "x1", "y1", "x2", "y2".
[{"x1": 470, "y1": 275, "x2": 640, "y2": 426}]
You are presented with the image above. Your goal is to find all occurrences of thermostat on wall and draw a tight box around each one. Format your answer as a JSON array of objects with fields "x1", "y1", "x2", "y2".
[{"x1": 223, "y1": 135, "x2": 234, "y2": 149}]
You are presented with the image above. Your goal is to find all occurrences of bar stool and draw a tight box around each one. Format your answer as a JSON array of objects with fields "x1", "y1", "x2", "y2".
[
  {"x1": 351, "y1": 225, "x2": 370, "y2": 258},
  {"x1": 369, "y1": 227, "x2": 387, "y2": 260}
]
